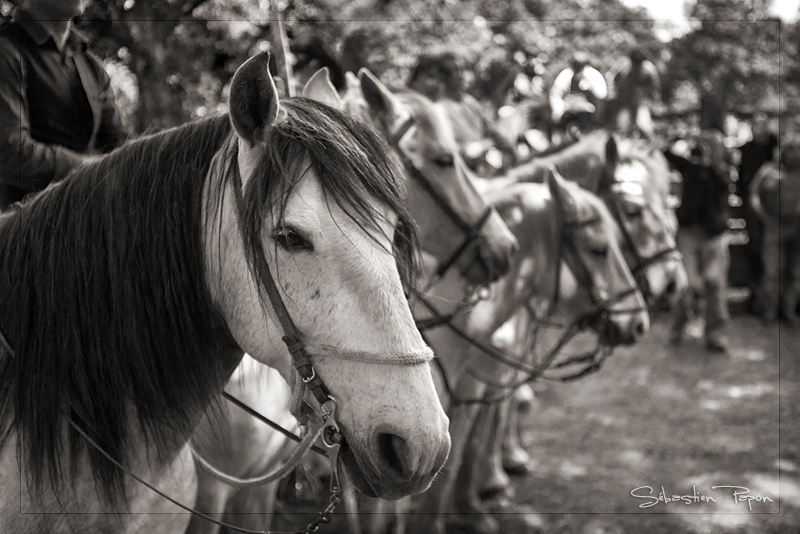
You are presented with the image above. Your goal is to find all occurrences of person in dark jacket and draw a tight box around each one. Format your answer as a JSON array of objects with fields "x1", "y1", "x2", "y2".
[
  {"x1": 737, "y1": 112, "x2": 778, "y2": 314},
  {"x1": 0, "y1": 0, "x2": 128, "y2": 210},
  {"x1": 663, "y1": 96, "x2": 733, "y2": 353}
]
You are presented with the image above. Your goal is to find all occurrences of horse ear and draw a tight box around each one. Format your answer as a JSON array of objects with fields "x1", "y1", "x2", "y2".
[
  {"x1": 598, "y1": 134, "x2": 619, "y2": 194},
  {"x1": 605, "y1": 134, "x2": 619, "y2": 167},
  {"x1": 229, "y1": 52, "x2": 281, "y2": 147},
  {"x1": 546, "y1": 166, "x2": 579, "y2": 220},
  {"x1": 358, "y1": 68, "x2": 410, "y2": 133},
  {"x1": 301, "y1": 67, "x2": 342, "y2": 110}
]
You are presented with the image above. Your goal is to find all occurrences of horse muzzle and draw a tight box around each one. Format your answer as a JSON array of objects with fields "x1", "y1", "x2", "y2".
[{"x1": 337, "y1": 421, "x2": 451, "y2": 500}]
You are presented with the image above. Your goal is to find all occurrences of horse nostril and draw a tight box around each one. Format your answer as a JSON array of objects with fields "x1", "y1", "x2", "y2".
[
  {"x1": 376, "y1": 433, "x2": 414, "y2": 479},
  {"x1": 665, "y1": 280, "x2": 677, "y2": 295},
  {"x1": 634, "y1": 319, "x2": 647, "y2": 338}
]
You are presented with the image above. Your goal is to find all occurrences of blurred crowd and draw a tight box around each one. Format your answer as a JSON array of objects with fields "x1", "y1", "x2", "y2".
[{"x1": 2, "y1": 0, "x2": 798, "y2": 338}]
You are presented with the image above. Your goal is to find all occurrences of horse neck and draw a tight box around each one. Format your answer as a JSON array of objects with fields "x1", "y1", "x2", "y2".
[
  {"x1": 0, "y1": 124, "x2": 243, "y2": 502},
  {"x1": 465, "y1": 186, "x2": 561, "y2": 337}
]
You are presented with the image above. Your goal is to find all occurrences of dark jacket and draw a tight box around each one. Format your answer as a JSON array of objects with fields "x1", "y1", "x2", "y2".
[
  {"x1": 0, "y1": 13, "x2": 128, "y2": 209},
  {"x1": 664, "y1": 148, "x2": 731, "y2": 237}
]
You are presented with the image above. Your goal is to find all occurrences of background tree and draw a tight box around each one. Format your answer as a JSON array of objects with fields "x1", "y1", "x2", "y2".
[
  {"x1": 664, "y1": 0, "x2": 782, "y2": 115},
  {"x1": 1, "y1": 0, "x2": 794, "y2": 134}
]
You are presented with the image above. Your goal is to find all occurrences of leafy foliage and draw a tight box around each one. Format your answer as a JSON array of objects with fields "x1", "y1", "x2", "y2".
[{"x1": 2, "y1": 0, "x2": 792, "y2": 133}]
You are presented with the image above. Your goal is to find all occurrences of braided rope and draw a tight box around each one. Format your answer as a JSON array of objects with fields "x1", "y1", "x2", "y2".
[{"x1": 304, "y1": 345, "x2": 434, "y2": 365}]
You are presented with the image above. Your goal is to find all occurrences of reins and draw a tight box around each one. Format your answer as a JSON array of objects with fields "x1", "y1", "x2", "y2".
[{"x1": 416, "y1": 199, "x2": 644, "y2": 406}]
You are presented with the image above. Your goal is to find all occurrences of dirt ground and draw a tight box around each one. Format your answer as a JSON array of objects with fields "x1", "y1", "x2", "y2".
[{"x1": 273, "y1": 309, "x2": 799, "y2": 534}]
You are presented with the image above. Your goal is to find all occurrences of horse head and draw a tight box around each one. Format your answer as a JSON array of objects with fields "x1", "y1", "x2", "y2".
[
  {"x1": 547, "y1": 168, "x2": 650, "y2": 346},
  {"x1": 349, "y1": 68, "x2": 518, "y2": 286},
  {"x1": 207, "y1": 53, "x2": 450, "y2": 499},
  {"x1": 599, "y1": 134, "x2": 688, "y2": 304}
]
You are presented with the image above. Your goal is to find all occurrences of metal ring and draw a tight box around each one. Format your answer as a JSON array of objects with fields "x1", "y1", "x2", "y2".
[{"x1": 301, "y1": 367, "x2": 316, "y2": 383}]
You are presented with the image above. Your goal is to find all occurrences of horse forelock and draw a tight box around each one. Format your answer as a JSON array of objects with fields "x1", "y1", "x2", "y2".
[
  {"x1": 0, "y1": 114, "x2": 240, "y2": 505},
  {"x1": 567, "y1": 180, "x2": 622, "y2": 243},
  {"x1": 613, "y1": 138, "x2": 673, "y2": 211},
  {"x1": 234, "y1": 97, "x2": 419, "y2": 299}
]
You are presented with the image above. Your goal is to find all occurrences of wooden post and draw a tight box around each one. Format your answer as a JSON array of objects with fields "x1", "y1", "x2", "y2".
[{"x1": 268, "y1": 0, "x2": 294, "y2": 97}]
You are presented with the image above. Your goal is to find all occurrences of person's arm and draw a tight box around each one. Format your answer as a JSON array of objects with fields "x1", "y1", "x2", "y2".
[
  {"x1": 86, "y1": 51, "x2": 129, "y2": 152},
  {"x1": 549, "y1": 69, "x2": 572, "y2": 123},
  {"x1": 585, "y1": 67, "x2": 608, "y2": 100},
  {"x1": 0, "y1": 37, "x2": 89, "y2": 193}
]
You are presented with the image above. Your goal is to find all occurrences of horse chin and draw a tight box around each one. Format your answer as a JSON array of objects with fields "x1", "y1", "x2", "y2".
[
  {"x1": 460, "y1": 261, "x2": 491, "y2": 285},
  {"x1": 339, "y1": 439, "x2": 378, "y2": 498}
]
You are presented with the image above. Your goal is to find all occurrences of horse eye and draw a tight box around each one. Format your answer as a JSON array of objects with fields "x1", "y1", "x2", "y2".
[
  {"x1": 590, "y1": 246, "x2": 609, "y2": 258},
  {"x1": 432, "y1": 154, "x2": 455, "y2": 168},
  {"x1": 625, "y1": 207, "x2": 643, "y2": 218},
  {"x1": 272, "y1": 227, "x2": 313, "y2": 252}
]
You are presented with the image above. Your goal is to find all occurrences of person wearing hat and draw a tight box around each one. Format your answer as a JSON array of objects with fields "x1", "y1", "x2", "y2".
[
  {"x1": 611, "y1": 49, "x2": 661, "y2": 139},
  {"x1": 0, "y1": 0, "x2": 128, "y2": 210},
  {"x1": 548, "y1": 52, "x2": 608, "y2": 138}
]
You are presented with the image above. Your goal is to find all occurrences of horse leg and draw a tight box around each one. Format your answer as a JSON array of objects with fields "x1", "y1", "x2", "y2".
[
  {"x1": 475, "y1": 401, "x2": 514, "y2": 501},
  {"x1": 451, "y1": 403, "x2": 501, "y2": 534},
  {"x1": 342, "y1": 475, "x2": 363, "y2": 534},
  {"x1": 406, "y1": 402, "x2": 479, "y2": 534},
  {"x1": 221, "y1": 482, "x2": 279, "y2": 533},
  {"x1": 502, "y1": 385, "x2": 535, "y2": 476},
  {"x1": 185, "y1": 469, "x2": 231, "y2": 534}
]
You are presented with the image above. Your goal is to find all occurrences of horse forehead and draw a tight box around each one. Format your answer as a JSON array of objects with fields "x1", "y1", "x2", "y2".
[
  {"x1": 286, "y1": 171, "x2": 396, "y2": 235},
  {"x1": 404, "y1": 97, "x2": 456, "y2": 147},
  {"x1": 614, "y1": 160, "x2": 648, "y2": 188}
]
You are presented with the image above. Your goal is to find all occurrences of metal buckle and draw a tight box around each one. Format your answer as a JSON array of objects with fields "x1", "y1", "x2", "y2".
[{"x1": 301, "y1": 367, "x2": 317, "y2": 383}]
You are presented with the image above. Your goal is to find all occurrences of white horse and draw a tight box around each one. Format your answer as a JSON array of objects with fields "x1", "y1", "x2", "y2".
[
  {"x1": 184, "y1": 65, "x2": 521, "y2": 534},
  {"x1": 0, "y1": 53, "x2": 450, "y2": 533}
]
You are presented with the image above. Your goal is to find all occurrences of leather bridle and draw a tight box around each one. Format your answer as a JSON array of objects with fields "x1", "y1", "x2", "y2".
[
  {"x1": 602, "y1": 171, "x2": 681, "y2": 304},
  {"x1": 416, "y1": 197, "x2": 647, "y2": 406}
]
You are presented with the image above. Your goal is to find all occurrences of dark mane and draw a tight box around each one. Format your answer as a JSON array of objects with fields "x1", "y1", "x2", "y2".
[
  {"x1": 0, "y1": 114, "x2": 238, "y2": 505},
  {"x1": 0, "y1": 98, "x2": 418, "y2": 506}
]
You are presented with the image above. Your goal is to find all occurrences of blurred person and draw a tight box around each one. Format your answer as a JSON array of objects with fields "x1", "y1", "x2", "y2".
[
  {"x1": 408, "y1": 54, "x2": 518, "y2": 170},
  {"x1": 748, "y1": 135, "x2": 800, "y2": 326},
  {"x1": 339, "y1": 29, "x2": 386, "y2": 79},
  {"x1": 610, "y1": 49, "x2": 661, "y2": 140},
  {"x1": 0, "y1": 0, "x2": 128, "y2": 210},
  {"x1": 548, "y1": 52, "x2": 608, "y2": 139},
  {"x1": 663, "y1": 95, "x2": 734, "y2": 353},
  {"x1": 549, "y1": 52, "x2": 608, "y2": 139},
  {"x1": 737, "y1": 112, "x2": 779, "y2": 314}
]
